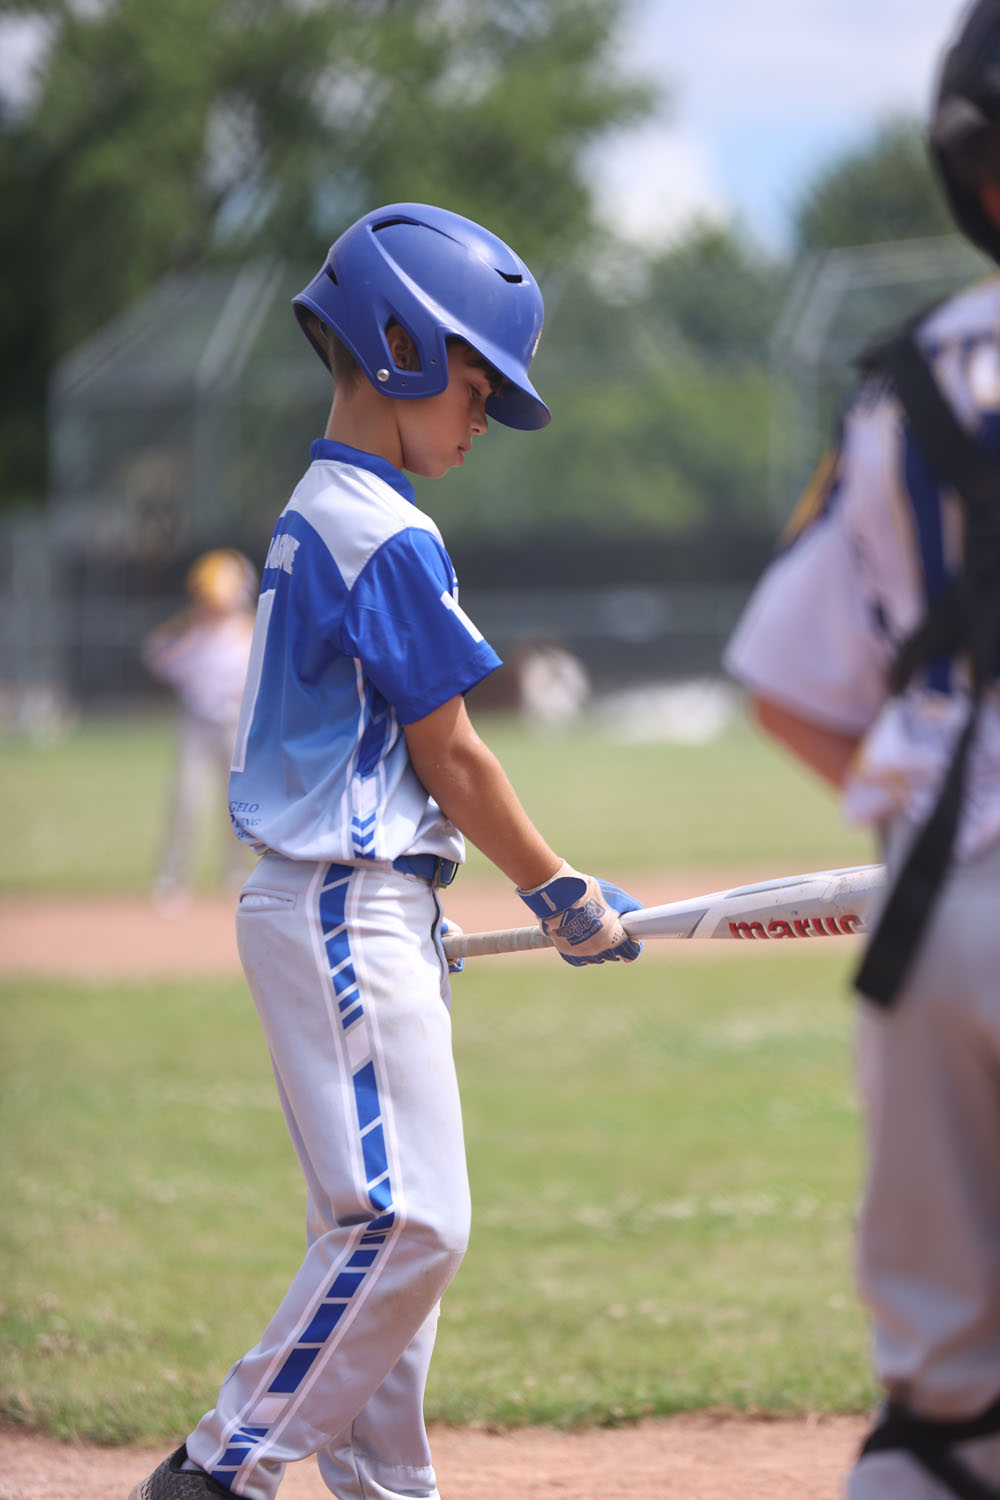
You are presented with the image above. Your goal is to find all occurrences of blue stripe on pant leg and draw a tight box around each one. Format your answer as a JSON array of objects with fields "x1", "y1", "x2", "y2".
[{"x1": 211, "y1": 862, "x2": 401, "y2": 1490}]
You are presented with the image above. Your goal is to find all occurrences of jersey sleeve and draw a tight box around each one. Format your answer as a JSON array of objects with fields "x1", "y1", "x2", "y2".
[
  {"x1": 343, "y1": 526, "x2": 501, "y2": 723},
  {"x1": 724, "y1": 417, "x2": 893, "y2": 737}
]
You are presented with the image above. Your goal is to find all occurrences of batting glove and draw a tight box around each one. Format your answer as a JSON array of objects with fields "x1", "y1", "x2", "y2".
[
  {"x1": 440, "y1": 917, "x2": 465, "y2": 975},
  {"x1": 516, "y1": 861, "x2": 643, "y2": 966}
]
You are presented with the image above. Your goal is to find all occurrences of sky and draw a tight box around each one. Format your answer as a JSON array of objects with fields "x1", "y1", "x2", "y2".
[{"x1": 590, "y1": 0, "x2": 962, "y2": 252}]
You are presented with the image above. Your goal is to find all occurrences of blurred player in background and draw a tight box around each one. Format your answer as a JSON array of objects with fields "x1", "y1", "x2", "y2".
[
  {"x1": 516, "y1": 638, "x2": 591, "y2": 727},
  {"x1": 726, "y1": 2, "x2": 1000, "y2": 1495},
  {"x1": 129, "y1": 203, "x2": 642, "y2": 1500},
  {"x1": 142, "y1": 547, "x2": 256, "y2": 907}
]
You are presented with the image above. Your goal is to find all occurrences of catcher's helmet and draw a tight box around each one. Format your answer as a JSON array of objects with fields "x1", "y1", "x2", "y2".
[
  {"x1": 929, "y1": 0, "x2": 1000, "y2": 262},
  {"x1": 292, "y1": 203, "x2": 550, "y2": 431}
]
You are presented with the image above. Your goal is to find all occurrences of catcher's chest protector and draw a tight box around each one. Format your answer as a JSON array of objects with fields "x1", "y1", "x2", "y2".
[{"x1": 854, "y1": 327, "x2": 1000, "y2": 1007}]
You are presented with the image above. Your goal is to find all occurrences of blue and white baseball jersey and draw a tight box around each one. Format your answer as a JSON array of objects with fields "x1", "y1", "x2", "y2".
[
  {"x1": 229, "y1": 440, "x2": 501, "y2": 862},
  {"x1": 725, "y1": 276, "x2": 1000, "y2": 861}
]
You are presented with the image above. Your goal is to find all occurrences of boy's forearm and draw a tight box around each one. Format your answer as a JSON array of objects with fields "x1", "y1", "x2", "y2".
[
  {"x1": 430, "y1": 751, "x2": 561, "y2": 889},
  {"x1": 403, "y1": 699, "x2": 561, "y2": 889},
  {"x1": 749, "y1": 692, "x2": 860, "y2": 790}
]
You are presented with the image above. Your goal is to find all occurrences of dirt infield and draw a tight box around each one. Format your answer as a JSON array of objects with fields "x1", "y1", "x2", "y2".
[
  {"x1": 0, "y1": 1413, "x2": 868, "y2": 1500},
  {"x1": 0, "y1": 864, "x2": 832, "y2": 980},
  {"x1": 0, "y1": 877, "x2": 869, "y2": 1498}
]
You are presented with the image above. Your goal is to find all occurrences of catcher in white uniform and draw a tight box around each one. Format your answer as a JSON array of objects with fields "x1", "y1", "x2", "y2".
[
  {"x1": 129, "y1": 204, "x2": 642, "y2": 1500},
  {"x1": 726, "y1": 4, "x2": 1000, "y2": 1495}
]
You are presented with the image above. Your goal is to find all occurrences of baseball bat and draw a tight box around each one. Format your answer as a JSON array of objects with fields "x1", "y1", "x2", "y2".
[{"x1": 443, "y1": 863, "x2": 886, "y2": 961}]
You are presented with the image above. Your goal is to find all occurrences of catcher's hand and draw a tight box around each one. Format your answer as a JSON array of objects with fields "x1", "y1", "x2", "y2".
[{"x1": 516, "y1": 861, "x2": 643, "y2": 966}]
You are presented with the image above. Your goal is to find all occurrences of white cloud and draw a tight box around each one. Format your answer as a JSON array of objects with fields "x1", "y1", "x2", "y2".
[
  {"x1": 589, "y1": 124, "x2": 729, "y2": 247},
  {"x1": 599, "y1": 0, "x2": 965, "y2": 247},
  {"x1": 625, "y1": 0, "x2": 952, "y2": 120},
  {"x1": 0, "y1": 14, "x2": 51, "y2": 116}
]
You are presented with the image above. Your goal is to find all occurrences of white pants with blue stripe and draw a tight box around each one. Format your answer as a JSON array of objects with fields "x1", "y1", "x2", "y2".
[{"x1": 186, "y1": 853, "x2": 470, "y2": 1500}]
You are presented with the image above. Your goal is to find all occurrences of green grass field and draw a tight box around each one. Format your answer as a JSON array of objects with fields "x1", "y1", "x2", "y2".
[
  {"x1": 0, "y1": 708, "x2": 870, "y2": 894},
  {"x1": 0, "y1": 709, "x2": 878, "y2": 1442},
  {"x1": 0, "y1": 955, "x2": 874, "y2": 1444}
]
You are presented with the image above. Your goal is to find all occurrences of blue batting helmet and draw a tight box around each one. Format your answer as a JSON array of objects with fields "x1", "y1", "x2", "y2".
[{"x1": 292, "y1": 203, "x2": 550, "y2": 431}]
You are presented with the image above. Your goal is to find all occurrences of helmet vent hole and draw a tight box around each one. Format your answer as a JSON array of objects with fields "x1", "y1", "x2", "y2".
[
  {"x1": 497, "y1": 271, "x2": 523, "y2": 283},
  {"x1": 325, "y1": 267, "x2": 339, "y2": 286}
]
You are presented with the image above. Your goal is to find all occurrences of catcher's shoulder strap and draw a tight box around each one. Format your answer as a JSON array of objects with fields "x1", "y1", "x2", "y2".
[
  {"x1": 854, "y1": 324, "x2": 1000, "y2": 1008},
  {"x1": 860, "y1": 1397, "x2": 1000, "y2": 1499}
]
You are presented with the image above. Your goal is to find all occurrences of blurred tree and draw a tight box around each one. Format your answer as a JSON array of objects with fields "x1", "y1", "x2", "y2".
[
  {"x1": 417, "y1": 261, "x2": 773, "y2": 550},
  {"x1": 0, "y1": 0, "x2": 655, "y2": 507},
  {"x1": 512, "y1": 358, "x2": 772, "y2": 534},
  {"x1": 642, "y1": 219, "x2": 786, "y2": 364},
  {"x1": 794, "y1": 117, "x2": 954, "y2": 251}
]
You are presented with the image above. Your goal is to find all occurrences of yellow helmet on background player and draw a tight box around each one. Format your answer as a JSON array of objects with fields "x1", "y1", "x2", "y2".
[{"x1": 185, "y1": 549, "x2": 257, "y2": 610}]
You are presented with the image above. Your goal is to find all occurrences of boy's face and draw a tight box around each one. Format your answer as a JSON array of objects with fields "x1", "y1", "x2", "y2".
[{"x1": 394, "y1": 343, "x2": 495, "y2": 480}]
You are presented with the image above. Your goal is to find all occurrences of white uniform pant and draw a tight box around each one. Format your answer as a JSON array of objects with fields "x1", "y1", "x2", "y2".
[
  {"x1": 847, "y1": 830, "x2": 1000, "y2": 1499},
  {"x1": 186, "y1": 855, "x2": 471, "y2": 1500}
]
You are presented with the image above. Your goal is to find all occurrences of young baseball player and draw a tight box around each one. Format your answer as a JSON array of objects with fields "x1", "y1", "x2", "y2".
[
  {"x1": 142, "y1": 548, "x2": 257, "y2": 906},
  {"x1": 129, "y1": 203, "x2": 642, "y2": 1500},
  {"x1": 725, "y1": 5, "x2": 1000, "y2": 1496}
]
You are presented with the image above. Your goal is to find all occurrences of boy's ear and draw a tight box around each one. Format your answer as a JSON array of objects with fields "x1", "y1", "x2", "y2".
[{"x1": 385, "y1": 323, "x2": 418, "y2": 372}]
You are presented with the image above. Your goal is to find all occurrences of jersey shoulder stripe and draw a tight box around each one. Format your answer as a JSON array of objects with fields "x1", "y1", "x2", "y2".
[{"x1": 290, "y1": 459, "x2": 442, "y2": 590}]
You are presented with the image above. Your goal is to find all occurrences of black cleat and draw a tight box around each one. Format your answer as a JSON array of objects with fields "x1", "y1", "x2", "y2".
[{"x1": 128, "y1": 1445, "x2": 235, "y2": 1499}]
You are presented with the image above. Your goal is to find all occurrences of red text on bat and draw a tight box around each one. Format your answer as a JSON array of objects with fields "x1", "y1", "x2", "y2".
[{"x1": 729, "y1": 913, "x2": 864, "y2": 939}]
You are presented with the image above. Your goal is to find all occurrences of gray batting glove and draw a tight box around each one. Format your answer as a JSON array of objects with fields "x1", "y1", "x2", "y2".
[{"x1": 516, "y1": 861, "x2": 643, "y2": 966}]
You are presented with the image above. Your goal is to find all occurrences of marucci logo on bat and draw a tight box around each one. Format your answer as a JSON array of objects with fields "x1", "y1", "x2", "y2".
[{"x1": 728, "y1": 914, "x2": 866, "y2": 939}]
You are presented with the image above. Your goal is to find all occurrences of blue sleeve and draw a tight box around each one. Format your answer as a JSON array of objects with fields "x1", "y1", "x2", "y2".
[{"x1": 343, "y1": 528, "x2": 501, "y2": 723}]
